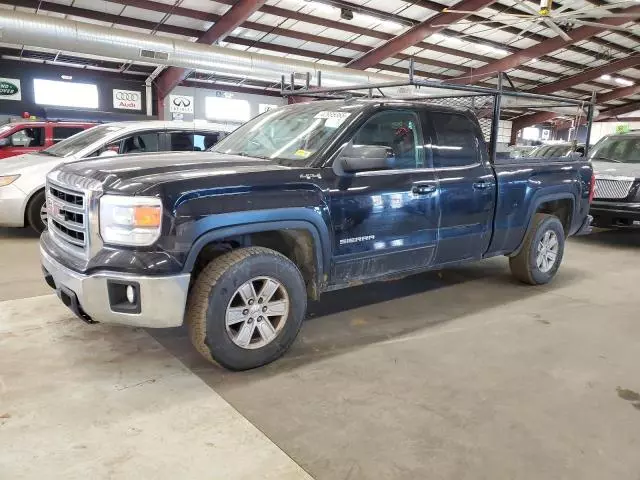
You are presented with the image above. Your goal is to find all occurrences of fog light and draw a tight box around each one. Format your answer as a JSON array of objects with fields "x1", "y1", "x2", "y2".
[{"x1": 126, "y1": 285, "x2": 136, "y2": 304}]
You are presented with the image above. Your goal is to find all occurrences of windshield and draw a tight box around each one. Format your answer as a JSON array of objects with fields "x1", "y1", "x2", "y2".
[
  {"x1": 212, "y1": 102, "x2": 359, "y2": 163},
  {"x1": 44, "y1": 124, "x2": 124, "y2": 157},
  {"x1": 0, "y1": 124, "x2": 15, "y2": 137},
  {"x1": 589, "y1": 136, "x2": 640, "y2": 163}
]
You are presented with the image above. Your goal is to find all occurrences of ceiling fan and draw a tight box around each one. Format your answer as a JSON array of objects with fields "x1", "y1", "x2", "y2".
[{"x1": 435, "y1": 0, "x2": 640, "y2": 43}]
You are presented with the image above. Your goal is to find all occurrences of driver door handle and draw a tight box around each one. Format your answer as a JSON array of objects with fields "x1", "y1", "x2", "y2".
[
  {"x1": 473, "y1": 180, "x2": 490, "y2": 190},
  {"x1": 412, "y1": 183, "x2": 437, "y2": 195}
]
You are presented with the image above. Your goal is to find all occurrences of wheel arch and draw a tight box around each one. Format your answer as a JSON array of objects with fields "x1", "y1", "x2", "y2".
[
  {"x1": 510, "y1": 192, "x2": 575, "y2": 257},
  {"x1": 183, "y1": 220, "x2": 330, "y2": 300}
]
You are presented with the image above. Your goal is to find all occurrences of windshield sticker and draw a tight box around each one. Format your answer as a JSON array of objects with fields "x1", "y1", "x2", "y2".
[
  {"x1": 314, "y1": 111, "x2": 350, "y2": 129},
  {"x1": 295, "y1": 149, "x2": 312, "y2": 157}
]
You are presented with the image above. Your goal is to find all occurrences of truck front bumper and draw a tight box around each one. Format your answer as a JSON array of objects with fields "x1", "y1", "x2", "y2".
[
  {"x1": 590, "y1": 201, "x2": 640, "y2": 228},
  {"x1": 41, "y1": 244, "x2": 190, "y2": 328}
]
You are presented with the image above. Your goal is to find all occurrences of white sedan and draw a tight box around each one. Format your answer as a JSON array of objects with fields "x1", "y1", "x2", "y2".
[{"x1": 0, "y1": 121, "x2": 225, "y2": 232}]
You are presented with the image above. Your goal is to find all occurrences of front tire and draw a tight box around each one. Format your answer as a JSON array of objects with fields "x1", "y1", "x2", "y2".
[
  {"x1": 186, "y1": 247, "x2": 307, "y2": 370},
  {"x1": 510, "y1": 213, "x2": 565, "y2": 285},
  {"x1": 26, "y1": 190, "x2": 47, "y2": 234}
]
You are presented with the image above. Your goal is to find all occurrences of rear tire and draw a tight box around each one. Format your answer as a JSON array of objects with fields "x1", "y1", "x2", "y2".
[
  {"x1": 510, "y1": 213, "x2": 565, "y2": 285},
  {"x1": 26, "y1": 190, "x2": 47, "y2": 234},
  {"x1": 185, "y1": 247, "x2": 307, "y2": 370}
]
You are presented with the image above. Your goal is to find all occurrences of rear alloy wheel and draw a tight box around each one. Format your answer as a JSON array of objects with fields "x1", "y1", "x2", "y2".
[
  {"x1": 26, "y1": 190, "x2": 47, "y2": 234},
  {"x1": 186, "y1": 247, "x2": 307, "y2": 370},
  {"x1": 510, "y1": 213, "x2": 565, "y2": 285}
]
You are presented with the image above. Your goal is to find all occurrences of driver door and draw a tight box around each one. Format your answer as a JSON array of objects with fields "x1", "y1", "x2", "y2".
[{"x1": 326, "y1": 108, "x2": 440, "y2": 286}]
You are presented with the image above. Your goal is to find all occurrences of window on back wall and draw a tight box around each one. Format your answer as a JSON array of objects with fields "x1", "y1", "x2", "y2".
[
  {"x1": 205, "y1": 97, "x2": 251, "y2": 123},
  {"x1": 33, "y1": 79, "x2": 99, "y2": 109}
]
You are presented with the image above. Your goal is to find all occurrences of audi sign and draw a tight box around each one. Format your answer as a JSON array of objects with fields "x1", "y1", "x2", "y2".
[{"x1": 113, "y1": 89, "x2": 142, "y2": 110}]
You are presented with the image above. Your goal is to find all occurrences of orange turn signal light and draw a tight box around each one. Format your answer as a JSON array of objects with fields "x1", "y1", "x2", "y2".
[{"x1": 134, "y1": 206, "x2": 161, "y2": 227}]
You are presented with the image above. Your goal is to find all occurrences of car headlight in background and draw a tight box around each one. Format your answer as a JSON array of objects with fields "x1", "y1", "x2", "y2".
[
  {"x1": 0, "y1": 175, "x2": 20, "y2": 187},
  {"x1": 100, "y1": 195, "x2": 162, "y2": 246}
]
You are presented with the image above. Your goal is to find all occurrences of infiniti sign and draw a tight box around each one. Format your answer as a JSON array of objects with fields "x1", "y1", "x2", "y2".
[
  {"x1": 170, "y1": 94, "x2": 194, "y2": 114},
  {"x1": 113, "y1": 89, "x2": 142, "y2": 110}
]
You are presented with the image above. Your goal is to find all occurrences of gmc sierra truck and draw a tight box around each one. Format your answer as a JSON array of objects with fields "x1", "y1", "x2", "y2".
[{"x1": 40, "y1": 99, "x2": 594, "y2": 370}]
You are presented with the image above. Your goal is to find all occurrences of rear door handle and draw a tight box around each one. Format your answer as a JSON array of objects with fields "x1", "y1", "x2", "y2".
[
  {"x1": 473, "y1": 180, "x2": 490, "y2": 190},
  {"x1": 412, "y1": 184, "x2": 437, "y2": 195}
]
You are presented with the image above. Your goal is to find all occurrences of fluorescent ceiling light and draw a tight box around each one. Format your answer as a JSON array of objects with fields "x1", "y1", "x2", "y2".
[
  {"x1": 615, "y1": 77, "x2": 634, "y2": 86},
  {"x1": 307, "y1": 1, "x2": 336, "y2": 13}
]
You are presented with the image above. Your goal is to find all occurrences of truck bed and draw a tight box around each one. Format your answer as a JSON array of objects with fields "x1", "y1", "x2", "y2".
[{"x1": 486, "y1": 158, "x2": 592, "y2": 257}]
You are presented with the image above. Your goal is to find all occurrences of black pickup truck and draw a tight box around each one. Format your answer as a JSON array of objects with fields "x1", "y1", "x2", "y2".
[{"x1": 40, "y1": 99, "x2": 594, "y2": 370}]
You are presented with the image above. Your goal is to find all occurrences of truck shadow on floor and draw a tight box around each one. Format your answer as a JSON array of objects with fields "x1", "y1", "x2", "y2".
[
  {"x1": 570, "y1": 228, "x2": 640, "y2": 248},
  {"x1": 0, "y1": 227, "x2": 39, "y2": 240},
  {"x1": 150, "y1": 257, "x2": 585, "y2": 385}
]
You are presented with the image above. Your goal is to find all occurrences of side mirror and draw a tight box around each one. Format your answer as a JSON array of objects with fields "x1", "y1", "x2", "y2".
[
  {"x1": 337, "y1": 144, "x2": 395, "y2": 173},
  {"x1": 568, "y1": 151, "x2": 584, "y2": 158},
  {"x1": 0, "y1": 138, "x2": 9, "y2": 147},
  {"x1": 99, "y1": 150, "x2": 118, "y2": 158}
]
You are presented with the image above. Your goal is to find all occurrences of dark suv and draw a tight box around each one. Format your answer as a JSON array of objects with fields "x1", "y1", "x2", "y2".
[{"x1": 589, "y1": 133, "x2": 640, "y2": 228}]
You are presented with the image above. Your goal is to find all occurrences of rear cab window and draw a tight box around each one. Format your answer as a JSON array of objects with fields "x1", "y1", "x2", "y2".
[{"x1": 429, "y1": 112, "x2": 483, "y2": 168}]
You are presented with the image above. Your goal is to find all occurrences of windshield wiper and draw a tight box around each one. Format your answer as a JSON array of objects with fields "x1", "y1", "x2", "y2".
[
  {"x1": 591, "y1": 155, "x2": 621, "y2": 163},
  {"x1": 37, "y1": 150, "x2": 58, "y2": 157}
]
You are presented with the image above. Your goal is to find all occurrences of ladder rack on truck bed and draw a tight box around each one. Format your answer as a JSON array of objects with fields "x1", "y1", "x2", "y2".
[{"x1": 279, "y1": 65, "x2": 596, "y2": 162}]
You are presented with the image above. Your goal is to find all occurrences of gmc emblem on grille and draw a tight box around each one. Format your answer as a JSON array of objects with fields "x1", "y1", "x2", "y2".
[{"x1": 49, "y1": 201, "x2": 64, "y2": 221}]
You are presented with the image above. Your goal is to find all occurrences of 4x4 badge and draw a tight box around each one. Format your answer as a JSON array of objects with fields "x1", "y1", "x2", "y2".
[{"x1": 299, "y1": 173, "x2": 322, "y2": 180}]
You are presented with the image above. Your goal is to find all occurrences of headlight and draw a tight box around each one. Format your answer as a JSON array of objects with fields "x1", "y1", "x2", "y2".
[
  {"x1": 0, "y1": 175, "x2": 20, "y2": 187},
  {"x1": 99, "y1": 195, "x2": 162, "y2": 246}
]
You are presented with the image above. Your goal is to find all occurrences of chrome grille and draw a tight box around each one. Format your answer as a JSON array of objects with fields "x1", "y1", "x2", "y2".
[
  {"x1": 594, "y1": 178, "x2": 634, "y2": 200},
  {"x1": 47, "y1": 183, "x2": 87, "y2": 250}
]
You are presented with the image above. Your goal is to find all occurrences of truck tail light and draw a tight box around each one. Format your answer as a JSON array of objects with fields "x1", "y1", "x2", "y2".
[{"x1": 588, "y1": 173, "x2": 596, "y2": 204}]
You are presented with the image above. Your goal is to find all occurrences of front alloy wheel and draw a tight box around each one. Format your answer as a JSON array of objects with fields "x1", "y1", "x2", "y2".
[
  {"x1": 225, "y1": 277, "x2": 290, "y2": 349},
  {"x1": 186, "y1": 247, "x2": 307, "y2": 370}
]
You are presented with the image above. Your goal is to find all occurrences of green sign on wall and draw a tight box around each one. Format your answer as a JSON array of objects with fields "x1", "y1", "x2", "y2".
[
  {"x1": 615, "y1": 123, "x2": 630, "y2": 134},
  {"x1": 0, "y1": 78, "x2": 21, "y2": 101}
]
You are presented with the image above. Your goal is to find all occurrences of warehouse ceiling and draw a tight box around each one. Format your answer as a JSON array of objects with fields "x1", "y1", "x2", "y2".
[{"x1": 1, "y1": 0, "x2": 640, "y2": 121}]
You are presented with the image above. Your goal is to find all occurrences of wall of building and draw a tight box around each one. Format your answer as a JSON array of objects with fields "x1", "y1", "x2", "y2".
[
  {"x1": 163, "y1": 85, "x2": 286, "y2": 131},
  {"x1": 590, "y1": 121, "x2": 640, "y2": 143},
  {"x1": 0, "y1": 60, "x2": 156, "y2": 123}
]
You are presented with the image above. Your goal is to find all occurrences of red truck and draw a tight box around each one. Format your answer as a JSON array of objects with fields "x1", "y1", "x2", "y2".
[{"x1": 0, "y1": 120, "x2": 96, "y2": 159}]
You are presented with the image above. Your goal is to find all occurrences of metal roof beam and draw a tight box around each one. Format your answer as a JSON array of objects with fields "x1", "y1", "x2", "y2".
[
  {"x1": 452, "y1": 4, "x2": 640, "y2": 85},
  {"x1": 531, "y1": 56, "x2": 640, "y2": 95},
  {"x1": 346, "y1": 0, "x2": 497, "y2": 70},
  {"x1": 99, "y1": 0, "x2": 633, "y2": 90},
  {"x1": 511, "y1": 85, "x2": 640, "y2": 131},
  {"x1": 597, "y1": 101, "x2": 640, "y2": 119},
  {"x1": 155, "y1": 0, "x2": 266, "y2": 98}
]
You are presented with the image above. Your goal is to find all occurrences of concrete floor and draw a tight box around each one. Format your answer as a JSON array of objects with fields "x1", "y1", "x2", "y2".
[{"x1": 1, "y1": 226, "x2": 640, "y2": 479}]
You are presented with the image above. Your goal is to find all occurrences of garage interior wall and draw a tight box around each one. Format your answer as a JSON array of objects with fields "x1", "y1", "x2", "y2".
[
  {"x1": 0, "y1": 60, "x2": 156, "y2": 122},
  {"x1": 164, "y1": 85, "x2": 286, "y2": 130}
]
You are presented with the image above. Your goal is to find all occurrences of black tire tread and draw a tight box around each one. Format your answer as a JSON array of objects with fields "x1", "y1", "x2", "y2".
[
  {"x1": 510, "y1": 213, "x2": 558, "y2": 285},
  {"x1": 185, "y1": 246, "x2": 299, "y2": 367},
  {"x1": 26, "y1": 190, "x2": 46, "y2": 234}
]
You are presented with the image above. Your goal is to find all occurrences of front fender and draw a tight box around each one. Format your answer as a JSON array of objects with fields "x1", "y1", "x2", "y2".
[{"x1": 181, "y1": 208, "x2": 332, "y2": 282}]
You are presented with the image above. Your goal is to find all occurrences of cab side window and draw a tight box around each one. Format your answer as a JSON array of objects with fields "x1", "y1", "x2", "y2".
[
  {"x1": 194, "y1": 132, "x2": 221, "y2": 151},
  {"x1": 9, "y1": 127, "x2": 45, "y2": 147},
  {"x1": 53, "y1": 127, "x2": 84, "y2": 144},
  {"x1": 168, "y1": 132, "x2": 195, "y2": 152},
  {"x1": 351, "y1": 110, "x2": 424, "y2": 169},
  {"x1": 430, "y1": 113, "x2": 480, "y2": 168},
  {"x1": 96, "y1": 131, "x2": 161, "y2": 156}
]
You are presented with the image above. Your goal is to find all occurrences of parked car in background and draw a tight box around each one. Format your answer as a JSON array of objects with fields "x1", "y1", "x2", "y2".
[
  {"x1": 529, "y1": 142, "x2": 586, "y2": 158},
  {"x1": 589, "y1": 132, "x2": 640, "y2": 228},
  {"x1": 0, "y1": 120, "x2": 95, "y2": 159},
  {"x1": 0, "y1": 121, "x2": 225, "y2": 233},
  {"x1": 39, "y1": 99, "x2": 594, "y2": 370}
]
